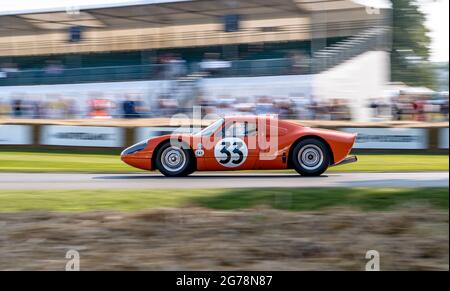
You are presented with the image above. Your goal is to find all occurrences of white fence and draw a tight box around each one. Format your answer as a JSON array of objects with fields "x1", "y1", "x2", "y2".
[{"x1": 0, "y1": 124, "x2": 447, "y2": 150}]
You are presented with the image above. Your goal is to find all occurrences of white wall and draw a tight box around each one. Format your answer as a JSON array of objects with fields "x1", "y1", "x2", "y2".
[
  {"x1": 313, "y1": 51, "x2": 390, "y2": 121},
  {"x1": 201, "y1": 74, "x2": 313, "y2": 99}
]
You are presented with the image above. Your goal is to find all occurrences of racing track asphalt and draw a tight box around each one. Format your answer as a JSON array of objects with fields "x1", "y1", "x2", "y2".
[{"x1": 0, "y1": 172, "x2": 448, "y2": 190}]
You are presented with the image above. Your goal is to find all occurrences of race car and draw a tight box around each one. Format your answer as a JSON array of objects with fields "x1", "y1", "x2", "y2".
[{"x1": 121, "y1": 116, "x2": 357, "y2": 177}]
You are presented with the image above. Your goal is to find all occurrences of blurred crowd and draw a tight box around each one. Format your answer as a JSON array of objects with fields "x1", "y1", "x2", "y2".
[
  {"x1": 195, "y1": 96, "x2": 352, "y2": 120},
  {"x1": 366, "y1": 92, "x2": 449, "y2": 122},
  {"x1": 0, "y1": 93, "x2": 148, "y2": 119},
  {"x1": 1, "y1": 90, "x2": 448, "y2": 121},
  {"x1": 390, "y1": 94, "x2": 449, "y2": 121},
  {"x1": 0, "y1": 50, "x2": 446, "y2": 122}
]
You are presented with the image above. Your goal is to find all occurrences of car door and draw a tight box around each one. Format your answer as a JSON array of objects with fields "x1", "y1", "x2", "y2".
[
  {"x1": 197, "y1": 118, "x2": 259, "y2": 171},
  {"x1": 256, "y1": 120, "x2": 289, "y2": 170}
]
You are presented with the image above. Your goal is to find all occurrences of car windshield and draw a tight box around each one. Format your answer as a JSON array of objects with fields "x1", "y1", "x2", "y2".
[{"x1": 194, "y1": 118, "x2": 224, "y2": 136}]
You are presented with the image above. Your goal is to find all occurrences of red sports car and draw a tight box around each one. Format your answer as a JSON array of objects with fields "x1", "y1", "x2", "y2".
[{"x1": 121, "y1": 116, "x2": 357, "y2": 177}]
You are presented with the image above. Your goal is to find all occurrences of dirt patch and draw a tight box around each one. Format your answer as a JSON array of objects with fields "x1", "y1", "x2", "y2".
[{"x1": 0, "y1": 207, "x2": 448, "y2": 270}]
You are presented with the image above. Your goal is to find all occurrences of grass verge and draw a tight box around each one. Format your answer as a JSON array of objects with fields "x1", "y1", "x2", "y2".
[
  {"x1": 0, "y1": 151, "x2": 448, "y2": 173},
  {"x1": 0, "y1": 188, "x2": 447, "y2": 212}
]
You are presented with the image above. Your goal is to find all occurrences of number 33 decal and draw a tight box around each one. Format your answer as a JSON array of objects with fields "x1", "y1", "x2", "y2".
[{"x1": 214, "y1": 138, "x2": 248, "y2": 167}]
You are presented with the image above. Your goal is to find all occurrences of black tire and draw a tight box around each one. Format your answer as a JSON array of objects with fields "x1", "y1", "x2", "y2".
[
  {"x1": 291, "y1": 138, "x2": 330, "y2": 176},
  {"x1": 155, "y1": 141, "x2": 195, "y2": 177}
]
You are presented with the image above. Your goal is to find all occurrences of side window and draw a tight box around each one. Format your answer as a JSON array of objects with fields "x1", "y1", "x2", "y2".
[{"x1": 223, "y1": 121, "x2": 257, "y2": 137}]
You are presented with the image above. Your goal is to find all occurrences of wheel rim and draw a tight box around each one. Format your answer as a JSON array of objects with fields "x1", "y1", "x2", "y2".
[
  {"x1": 298, "y1": 144, "x2": 324, "y2": 171},
  {"x1": 161, "y1": 147, "x2": 186, "y2": 172}
]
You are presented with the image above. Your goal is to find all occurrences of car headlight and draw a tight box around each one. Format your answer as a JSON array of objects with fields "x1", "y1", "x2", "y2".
[{"x1": 121, "y1": 140, "x2": 148, "y2": 156}]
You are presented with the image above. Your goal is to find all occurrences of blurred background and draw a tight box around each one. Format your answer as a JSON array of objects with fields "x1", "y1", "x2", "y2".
[
  {"x1": 0, "y1": 0, "x2": 447, "y2": 122},
  {"x1": 0, "y1": 0, "x2": 448, "y2": 271}
]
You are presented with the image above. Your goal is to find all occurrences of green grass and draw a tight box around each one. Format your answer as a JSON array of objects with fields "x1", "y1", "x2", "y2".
[
  {"x1": 331, "y1": 154, "x2": 448, "y2": 172},
  {"x1": 194, "y1": 188, "x2": 449, "y2": 211},
  {"x1": 0, "y1": 151, "x2": 129, "y2": 173},
  {"x1": 0, "y1": 151, "x2": 447, "y2": 173},
  {"x1": 0, "y1": 188, "x2": 447, "y2": 212}
]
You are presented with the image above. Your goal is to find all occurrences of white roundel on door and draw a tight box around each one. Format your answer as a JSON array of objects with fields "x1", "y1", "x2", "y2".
[{"x1": 214, "y1": 137, "x2": 248, "y2": 167}]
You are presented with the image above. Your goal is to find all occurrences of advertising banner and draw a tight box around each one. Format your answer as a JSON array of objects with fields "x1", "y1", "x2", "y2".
[
  {"x1": 438, "y1": 128, "x2": 449, "y2": 149},
  {"x1": 41, "y1": 125, "x2": 124, "y2": 147},
  {"x1": 0, "y1": 125, "x2": 32, "y2": 145},
  {"x1": 340, "y1": 128, "x2": 428, "y2": 149}
]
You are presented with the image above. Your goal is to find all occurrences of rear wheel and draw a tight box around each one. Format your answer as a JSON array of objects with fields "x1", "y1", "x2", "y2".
[
  {"x1": 291, "y1": 138, "x2": 330, "y2": 176},
  {"x1": 155, "y1": 141, "x2": 195, "y2": 177}
]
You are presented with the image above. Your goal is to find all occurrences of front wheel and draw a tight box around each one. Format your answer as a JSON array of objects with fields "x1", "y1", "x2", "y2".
[
  {"x1": 291, "y1": 138, "x2": 330, "y2": 176},
  {"x1": 155, "y1": 142, "x2": 195, "y2": 177}
]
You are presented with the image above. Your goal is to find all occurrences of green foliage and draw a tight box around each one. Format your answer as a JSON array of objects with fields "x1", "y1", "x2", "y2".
[{"x1": 391, "y1": 0, "x2": 435, "y2": 88}]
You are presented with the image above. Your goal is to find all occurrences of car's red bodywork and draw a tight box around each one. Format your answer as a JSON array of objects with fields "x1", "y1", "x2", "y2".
[{"x1": 121, "y1": 116, "x2": 357, "y2": 172}]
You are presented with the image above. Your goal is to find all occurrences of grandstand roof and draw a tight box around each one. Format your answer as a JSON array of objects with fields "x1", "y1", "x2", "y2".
[
  {"x1": 0, "y1": 0, "x2": 389, "y2": 57},
  {"x1": 0, "y1": 0, "x2": 373, "y2": 37},
  {"x1": 0, "y1": 0, "x2": 308, "y2": 36},
  {"x1": 0, "y1": 1, "x2": 191, "y2": 16}
]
